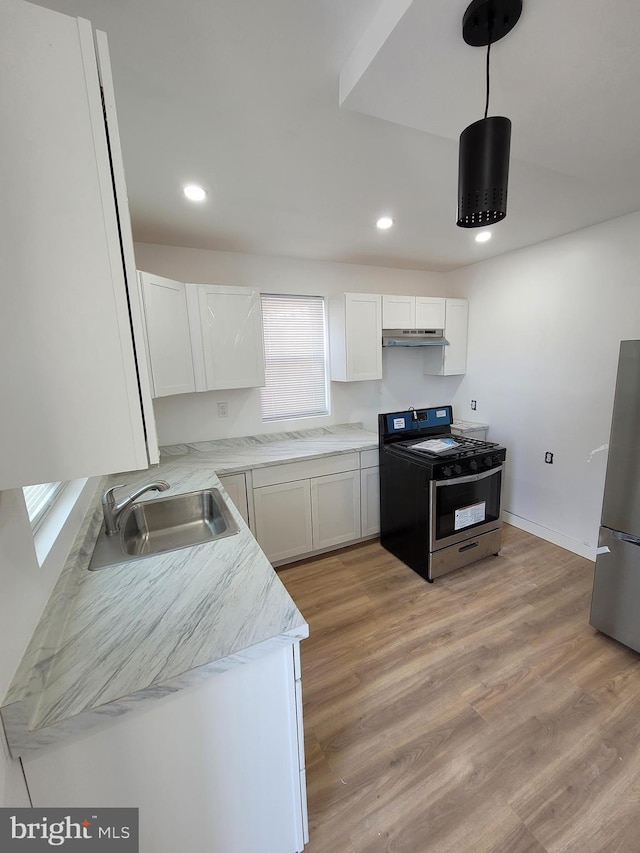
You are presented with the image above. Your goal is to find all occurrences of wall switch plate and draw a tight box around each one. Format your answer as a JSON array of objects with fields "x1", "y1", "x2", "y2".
[
  {"x1": 218, "y1": 402, "x2": 229, "y2": 418},
  {"x1": 545, "y1": 451, "x2": 554, "y2": 464},
  {"x1": 471, "y1": 400, "x2": 477, "y2": 411}
]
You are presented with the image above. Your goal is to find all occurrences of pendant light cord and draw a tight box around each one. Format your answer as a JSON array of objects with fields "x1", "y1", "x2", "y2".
[{"x1": 484, "y1": 38, "x2": 491, "y2": 118}]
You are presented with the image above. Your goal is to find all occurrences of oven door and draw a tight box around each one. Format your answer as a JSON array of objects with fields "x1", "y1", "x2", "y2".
[{"x1": 429, "y1": 465, "x2": 503, "y2": 551}]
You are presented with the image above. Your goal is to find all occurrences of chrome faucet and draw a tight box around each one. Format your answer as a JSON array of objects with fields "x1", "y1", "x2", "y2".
[{"x1": 102, "y1": 480, "x2": 170, "y2": 535}]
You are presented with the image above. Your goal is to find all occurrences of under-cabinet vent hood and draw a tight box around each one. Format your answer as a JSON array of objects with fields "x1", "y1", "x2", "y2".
[{"x1": 382, "y1": 329, "x2": 449, "y2": 347}]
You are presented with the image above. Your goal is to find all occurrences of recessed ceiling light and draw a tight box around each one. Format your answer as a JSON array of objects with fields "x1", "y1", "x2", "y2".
[
  {"x1": 475, "y1": 231, "x2": 492, "y2": 243},
  {"x1": 183, "y1": 184, "x2": 207, "y2": 202},
  {"x1": 376, "y1": 216, "x2": 394, "y2": 230}
]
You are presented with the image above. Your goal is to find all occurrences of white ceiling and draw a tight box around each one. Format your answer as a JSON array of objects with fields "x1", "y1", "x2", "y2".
[{"x1": 31, "y1": 0, "x2": 640, "y2": 271}]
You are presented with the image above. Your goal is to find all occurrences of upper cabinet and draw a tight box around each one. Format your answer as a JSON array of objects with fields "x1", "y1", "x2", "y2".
[
  {"x1": 186, "y1": 285, "x2": 265, "y2": 391},
  {"x1": 0, "y1": 0, "x2": 157, "y2": 490},
  {"x1": 329, "y1": 293, "x2": 382, "y2": 382},
  {"x1": 138, "y1": 272, "x2": 196, "y2": 398},
  {"x1": 423, "y1": 298, "x2": 469, "y2": 376},
  {"x1": 382, "y1": 295, "x2": 445, "y2": 330}
]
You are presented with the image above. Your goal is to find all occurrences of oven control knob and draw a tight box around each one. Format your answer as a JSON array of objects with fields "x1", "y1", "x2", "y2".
[
  {"x1": 469, "y1": 460, "x2": 478, "y2": 472},
  {"x1": 484, "y1": 456, "x2": 493, "y2": 467},
  {"x1": 442, "y1": 466, "x2": 452, "y2": 477},
  {"x1": 453, "y1": 464, "x2": 462, "y2": 475}
]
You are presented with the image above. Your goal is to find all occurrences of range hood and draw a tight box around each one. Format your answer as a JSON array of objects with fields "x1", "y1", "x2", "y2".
[{"x1": 382, "y1": 329, "x2": 449, "y2": 347}]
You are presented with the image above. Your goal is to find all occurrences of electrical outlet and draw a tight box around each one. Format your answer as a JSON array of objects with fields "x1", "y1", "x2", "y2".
[
  {"x1": 218, "y1": 402, "x2": 229, "y2": 418},
  {"x1": 470, "y1": 400, "x2": 477, "y2": 411},
  {"x1": 545, "y1": 451, "x2": 554, "y2": 464}
]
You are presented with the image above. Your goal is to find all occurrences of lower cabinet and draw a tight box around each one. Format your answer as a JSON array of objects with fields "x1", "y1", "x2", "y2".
[
  {"x1": 252, "y1": 454, "x2": 362, "y2": 564},
  {"x1": 218, "y1": 472, "x2": 250, "y2": 525},
  {"x1": 360, "y1": 465, "x2": 380, "y2": 537},
  {"x1": 21, "y1": 644, "x2": 307, "y2": 853},
  {"x1": 254, "y1": 480, "x2": 314, "y2": 563},
  {"x1": 310, "y1": 470, "x2": 360, "y2": 550}
]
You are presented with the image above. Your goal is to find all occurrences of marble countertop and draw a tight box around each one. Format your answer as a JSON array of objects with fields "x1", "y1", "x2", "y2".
[
  {"x1": 1, "y1": 424, "x2": 377, "y2": 756},
  {"x1": 159, "y1": 422, "x2": 378, "y2": 471}
]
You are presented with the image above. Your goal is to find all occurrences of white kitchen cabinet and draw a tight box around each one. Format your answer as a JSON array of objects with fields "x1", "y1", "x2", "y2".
[
  {"x1": 310, "y1": 470, "x2": 360, "y2": 549},
  {"x1": 187, "y1": 284, "x2": 265, "y2": 391},
  {"x1": 329, "y1": 293, "x2": 382, "y2": 381},
  {"x1": 382, "y1": 295, "x2": 445, "y2": 330},
  {"x1": 423, "y1": 298, "x2": 469, "y2": 376},
  {"x1": 253, "y1": 454, "x2": 362, "y2": 563},
  {"x1": 138, "y1": 272, "x2": 196, "y2": 397},
  {"x1": 360, "y1": 466, "x2": 380, "y2": 537},
  {"x1": 254, "y1": 480, "x2": 314, "y2": 563},
  {"x1": 0, "y1": 0, "x2": 157, "y2": 489},
  {"x1": 218, "y1": 472, "x2": 250, "y2": 525},
  {"x1": 416, "y1": 297, "x2": 446, "y2": 329},
  {"x1": 22, "y1": 644, "x2": 307, "y2": 853}
]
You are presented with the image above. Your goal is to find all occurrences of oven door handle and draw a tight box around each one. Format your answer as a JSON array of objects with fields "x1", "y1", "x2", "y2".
[{"x1": 434, "y1": 465, "x2": 503, "y2": 487}]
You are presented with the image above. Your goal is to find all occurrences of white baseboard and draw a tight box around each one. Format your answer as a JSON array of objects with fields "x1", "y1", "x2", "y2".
[{"x1": 502, "y1": 511, "x2": 596, "y2": 562}]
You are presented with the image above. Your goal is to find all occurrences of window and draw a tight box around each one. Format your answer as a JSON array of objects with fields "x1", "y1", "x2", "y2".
[
  {"x1": 260, "y1": 294, "x2": 329, "y2": 421},
  {"x1": 22, "y1": 482, "x2": 66, "y2": 533}
]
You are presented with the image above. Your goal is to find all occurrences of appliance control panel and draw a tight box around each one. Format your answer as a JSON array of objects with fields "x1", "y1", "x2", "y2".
[{"x1": 383, "y1": 406, "x2": 452, "y2": 435}]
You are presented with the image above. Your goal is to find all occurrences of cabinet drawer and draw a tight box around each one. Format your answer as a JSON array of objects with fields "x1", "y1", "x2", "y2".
[
  {"x1": 252, "y1": 452, "x2": 359, "y2": 488},
  {"x1": 360, "y1": 449, "x2": 379, "y2": 469}
]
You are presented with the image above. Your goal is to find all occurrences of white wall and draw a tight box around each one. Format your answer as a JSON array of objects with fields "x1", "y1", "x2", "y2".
[
  {"x1": 134, "y1": 243, "x2": 461, "y2": 443},
  {"x1": 448, "y1": 211, "x2": 640, "y2": 558},
  {"x1": 0, "y1": 483, "x2": 97, "y2": 806}
]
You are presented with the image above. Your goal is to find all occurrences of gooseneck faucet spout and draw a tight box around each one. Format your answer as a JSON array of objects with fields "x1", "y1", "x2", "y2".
[{"x1": 102, "y1": 480, "x2": 170, "y2": 535}]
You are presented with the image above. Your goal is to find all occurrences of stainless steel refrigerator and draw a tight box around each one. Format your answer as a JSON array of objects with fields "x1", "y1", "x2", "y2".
[{"x1": 590, "y1": 340, "x2": 640, "y2": 652}]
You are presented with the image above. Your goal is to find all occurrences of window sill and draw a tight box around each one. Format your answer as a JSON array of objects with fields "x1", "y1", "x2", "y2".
[{"x1": 34, "y1": 478, "x2": 99, "y2": 569}]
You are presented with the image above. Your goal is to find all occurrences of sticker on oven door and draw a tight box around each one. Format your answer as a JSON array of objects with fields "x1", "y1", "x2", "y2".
[
  {"x1": 393, "y1": 417, "x2": 406, "y2": 429},
  {"x1": 454, "y1": 501, "x2": 486, "y2": 530}
]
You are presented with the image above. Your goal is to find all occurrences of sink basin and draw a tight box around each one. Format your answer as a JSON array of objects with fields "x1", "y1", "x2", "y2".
[{"x1": 88, "y1": 488, "x2": 239, "y2": 571}]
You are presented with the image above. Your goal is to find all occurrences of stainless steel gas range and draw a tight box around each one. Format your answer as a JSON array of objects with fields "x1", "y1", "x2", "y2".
[{"x1": 378, "y1": 405, "x2": 507, "y2": 581}]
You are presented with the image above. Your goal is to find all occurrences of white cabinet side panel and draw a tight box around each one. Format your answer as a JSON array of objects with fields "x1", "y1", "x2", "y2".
[
  {"x1": 360, "y1": 466, "x2": 381, "y2": 537},
  {"x1": 0, "y1": 2, "x2": 148, "y2": 487},
  {"x1": 23, "y1": 647, "x2": 304, "y2": 853},
  {"x1": 95, "y1": 29, "x2": 158, "y2": 465},
  {"x1": 218, "y1": 472, "x2": 249, "y2": 525}
]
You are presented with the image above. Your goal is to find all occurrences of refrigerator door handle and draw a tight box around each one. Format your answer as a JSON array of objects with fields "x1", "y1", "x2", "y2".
[{"x1": 610, "y1": 529, "x2": 640, "y2": 547}]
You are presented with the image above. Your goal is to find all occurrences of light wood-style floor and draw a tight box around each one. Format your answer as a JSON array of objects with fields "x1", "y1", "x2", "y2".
[{"x1": 278, "y1": 524, "x2": 640, "y2": 853}]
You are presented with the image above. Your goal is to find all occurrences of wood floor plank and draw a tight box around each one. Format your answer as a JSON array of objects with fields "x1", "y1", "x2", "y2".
[{"x1": 277, "y1": 524, "x2": 640, "y2": 853}]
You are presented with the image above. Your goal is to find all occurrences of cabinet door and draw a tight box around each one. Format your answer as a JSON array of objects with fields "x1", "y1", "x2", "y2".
[
  {"x1": 345, "y1": 293, "x2": 382, "y2": 381},
  {"x1": 382, "y1": 295, "x2": 414, "y2": 329},
  {"x1": 415, "y1": 297, "x2": 446, "y2": 329},
  {"x1": 218, "y1": 473, "x2": 249, "y2": 525},
  {"x1": 191, "y1": 285, "x2": 265, "y2": 391},
  {"x1": 423, "y1": 298, "x2": 469, "y2": 376},
  {"x1": 442, "y1": 298, "x2": 469, "y2": 375},
  {"x1": 360, "y1": 466, "x2": 380, "y2": 537},
  {"x1": 0, "y1": 2, "x2": 150, "y2": 489},
  {"x1": 139, "y1": 272, "x2": 196, "y2": 397},
  {"x1": 310, "y1": 470, "x2": 360, "y2": 549},
  {"x1": 254, "y1": 481, "x2": 313, "y2": 562}
]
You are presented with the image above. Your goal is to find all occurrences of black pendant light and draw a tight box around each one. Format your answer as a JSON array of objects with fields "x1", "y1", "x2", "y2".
[{"x1": 457, "y1": 0, "x2": 522, "y2": 228}]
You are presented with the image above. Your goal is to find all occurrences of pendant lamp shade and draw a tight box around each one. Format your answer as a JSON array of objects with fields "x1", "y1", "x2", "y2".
[{"x1": 457, "y1": 116, "x2": 511, "y2": 228}]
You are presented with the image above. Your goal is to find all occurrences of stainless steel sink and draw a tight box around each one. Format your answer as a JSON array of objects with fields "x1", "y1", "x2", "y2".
[{"x1": 88, "y1": 488, "x2": 239, "y2": 571}]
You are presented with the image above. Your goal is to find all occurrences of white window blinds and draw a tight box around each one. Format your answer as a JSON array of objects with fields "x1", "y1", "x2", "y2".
[
  {"x1": 23, "y1": 482, "x2": 65, "y2": 532},
  {"x1": 260, "y1": 294, "x2": 329, "y2": 421}
]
